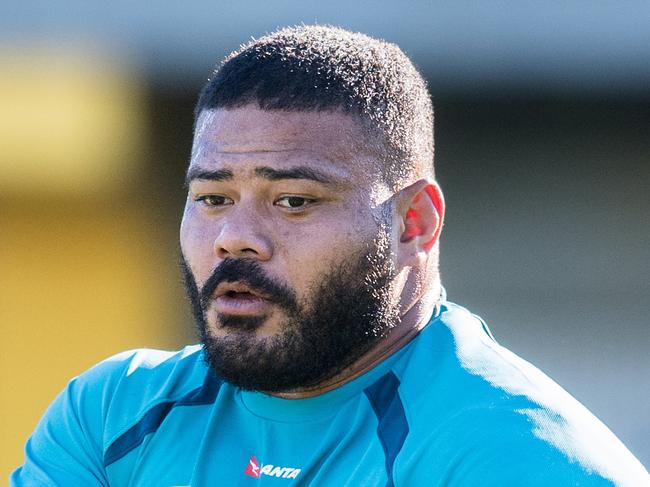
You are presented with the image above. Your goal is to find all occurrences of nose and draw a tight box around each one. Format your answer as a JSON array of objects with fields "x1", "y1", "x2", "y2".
[{"x1": 213, "y1": 211, "x2": 273, "y2": 261}]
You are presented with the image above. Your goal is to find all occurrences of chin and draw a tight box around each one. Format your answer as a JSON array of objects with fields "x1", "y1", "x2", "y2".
[{"x1": 209, "y1": 311, "x2": 284, "y2": 335}]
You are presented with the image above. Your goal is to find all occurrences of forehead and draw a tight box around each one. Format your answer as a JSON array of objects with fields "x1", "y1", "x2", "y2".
[{"x1": 190, "y1": 106, "x2": 377, "y2": 179}]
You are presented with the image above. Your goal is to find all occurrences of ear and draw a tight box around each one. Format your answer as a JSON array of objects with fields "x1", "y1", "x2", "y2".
[{"x1": 395, "y1": 179, "x2": 445, "y2": 267}]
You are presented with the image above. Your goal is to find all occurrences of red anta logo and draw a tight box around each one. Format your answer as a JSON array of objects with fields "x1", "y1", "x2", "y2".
[
  {"x1": 244, "y1": 455, "x2": 301, "y2": 480},
  {"x1": 245, "y1": 455, "x2": 261, "y2": 478}
]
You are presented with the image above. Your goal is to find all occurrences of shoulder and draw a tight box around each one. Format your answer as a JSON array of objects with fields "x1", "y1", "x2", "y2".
[
  {"x1": 415, "y1": 403, "x2": 648, "y2": 486},
  {"x1": 394, "y1": 302, "x2": 650, "y2": 486},
  {"x1": 71, "y1": 345, "x2": 208, "y2": 400},
  {"x1": 68, "y1": 345, "x2": 211, "y2": 447},
  {"x1": 11, "y1": 345, "x2": 213, "y2": 485}
]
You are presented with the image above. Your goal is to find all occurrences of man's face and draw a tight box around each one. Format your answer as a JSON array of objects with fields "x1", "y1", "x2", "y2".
[{"x1": 180, "y1": 106, "x2": 400, "y2": 392}]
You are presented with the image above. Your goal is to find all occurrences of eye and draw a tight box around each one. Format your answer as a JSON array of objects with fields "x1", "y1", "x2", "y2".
[
  {"x1": 194, "y1": 194, "x2": 233, "y2": 207},
  {"x1": 275, "y1": 196, "x2": 315, "y2": 209}
]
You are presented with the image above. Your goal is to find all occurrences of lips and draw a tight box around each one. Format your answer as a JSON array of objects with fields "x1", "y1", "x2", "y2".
[{"x1": 211, "y1": 282, "x2": 272, "y2": 315}]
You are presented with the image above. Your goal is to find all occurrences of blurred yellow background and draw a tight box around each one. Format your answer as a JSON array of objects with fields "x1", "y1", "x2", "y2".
[{"x1": 0, "y1": 49, "x2": 191, "y2": 476}]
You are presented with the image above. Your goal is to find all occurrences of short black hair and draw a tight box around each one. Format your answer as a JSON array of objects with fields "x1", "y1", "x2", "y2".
[{"x1": 195, "y1": 25, "x2": 434, "y2": 189}]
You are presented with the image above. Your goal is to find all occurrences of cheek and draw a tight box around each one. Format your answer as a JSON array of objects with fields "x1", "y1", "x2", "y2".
[
  {"x1": 276, "y1": 211, "x2": 360, "y2": 259},
  {"x1": 277, "y1": 211, "x2": 375, "y2": 286},
  {"x1": 180, "y1": 207, "x2": 217, "y2": 284}
]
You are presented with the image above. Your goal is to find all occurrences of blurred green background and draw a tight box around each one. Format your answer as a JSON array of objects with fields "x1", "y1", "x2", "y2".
[{"x1": 2, "y1": 1, "x2": 649, "y2": 477}]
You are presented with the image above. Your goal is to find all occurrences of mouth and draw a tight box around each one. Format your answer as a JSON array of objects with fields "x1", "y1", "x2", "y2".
[{"x1": 211, "y1": 282, "x2": 272, "y2": 316}]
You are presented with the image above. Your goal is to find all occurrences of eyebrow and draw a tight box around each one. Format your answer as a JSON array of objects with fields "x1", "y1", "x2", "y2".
[
  {"x1": 185, "y1": 165, "x2": 340, "y2": 187},
  {"x1": 185, "y1": 168, "x2": 233, "y2": 187},
  {"x1": 254, "y1": 166, "x2": 337, "y2": 185}
]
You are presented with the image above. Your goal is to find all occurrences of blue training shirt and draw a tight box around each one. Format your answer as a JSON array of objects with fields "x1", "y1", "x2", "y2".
[{"x1": 12, "y1": 301, "x2": 650, "y2": 486}]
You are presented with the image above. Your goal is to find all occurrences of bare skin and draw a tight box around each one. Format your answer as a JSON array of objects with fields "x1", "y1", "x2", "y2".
[{"x1": 181, "y1": 105, "x2": 445, "y2": 398}]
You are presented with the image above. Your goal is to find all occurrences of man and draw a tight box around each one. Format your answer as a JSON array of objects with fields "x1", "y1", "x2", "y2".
[{"x1": 12, "y1": 25, "x2": 649, "y2": 486}]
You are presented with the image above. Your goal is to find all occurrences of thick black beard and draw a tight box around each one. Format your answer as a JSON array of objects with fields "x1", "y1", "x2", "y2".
[{"x1": 180, "y1": 235, "x2": 399, "y2": 393}]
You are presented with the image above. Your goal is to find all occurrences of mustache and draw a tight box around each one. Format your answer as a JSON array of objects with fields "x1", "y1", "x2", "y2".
[{"x1": 198, "y1": 258, "x2": 298, "y2": 312}]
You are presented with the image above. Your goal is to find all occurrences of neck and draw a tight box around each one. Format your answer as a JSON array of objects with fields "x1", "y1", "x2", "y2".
[{"x1": 271, "y1": 285, "x2": 441, "y2": 399}]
